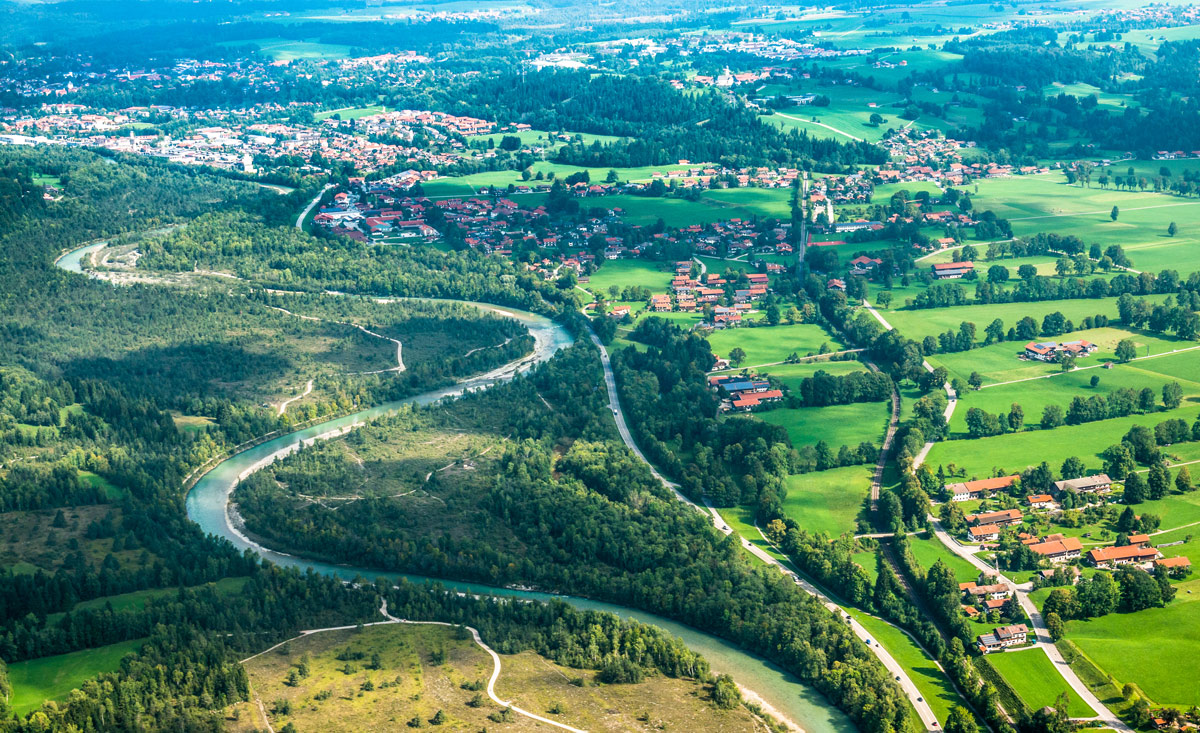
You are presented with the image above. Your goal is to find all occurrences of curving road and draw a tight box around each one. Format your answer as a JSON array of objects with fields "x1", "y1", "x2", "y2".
[
  {"x1": 859, "y1": 300, "x2": 1129, "y2": 730},
  {"x1": 587, "y1": 328, "x2": 941, "y2": 730},
  {"x1": 296, "y1": 183, "x2": 336, "y2": 230}
]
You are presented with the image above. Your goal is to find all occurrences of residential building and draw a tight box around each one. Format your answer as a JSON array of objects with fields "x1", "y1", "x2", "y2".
[
  {"x1": 969, "y1": 524, "x2": 1002, "y2": 542},
  {"x1": 977, "y1": 624, "x2": 1028, "y2": 653},
  {"x1": 1053, "y1": 474, "x2": 1112, "y2": 496},
  {"x1": 967, "y1": 509, "x2": 1024, "y2": 527},
  {"x1": 947, "y1": 475, "x2": 1020, "y2": 502},
  {"x1": 1028, "y1": 536, "x2": 1083, "y2": 564},
  {"x1": 1087, "y1": 544, "x2": 1161, "y2": 569},
  {"x1": 931, "y1": 261, "x2": 975, "y2": 279},
  {"x1": 1027, "y1": 494, "x2": 1056, "y2": 511}
]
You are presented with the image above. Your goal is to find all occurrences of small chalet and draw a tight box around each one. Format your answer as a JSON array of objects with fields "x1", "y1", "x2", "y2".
[
  {"x1": 1087, "y1": 544, "x2": 1161, "y2": 569},
  {"x1": 1027, "y1": 494, "x2": 1056, "y2": 511},
  {"x1": 1053, "y1": 474, "x2": 1112, "y2": 496},
  {"x1": 1029, "y1": 536, "x2": 1083, "y2": 564},
  {"x1": 969, "y1": 524, "x2": 1002, "y2": 542},
  {"x1": 967, "y1": 509, "x2": 1023, "y2": 527}
]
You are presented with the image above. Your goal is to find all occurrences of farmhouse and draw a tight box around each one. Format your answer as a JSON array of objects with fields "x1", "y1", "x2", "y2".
[
  {"x1": 650, "y1": 294, "x2": 672, "y2": 312},
  {"x1": 609, "y1": 305, "x2": 630, "y2": 318},
  {"x1": 947, "y1": 475, "x2": 1020, "y2": 502},
  {"x1": 977, "y1": 624, "x2": 1028, "y2": 653},
  {"x1": 966, "y1": 583, "x2": 1011, "y2": 601},
  {"x1": 1053, "y1": 474, "x2": 1112, "y2": 496},
  {"x1": 1028, "y1": 536, "x2": 1083, "y2": 564},
  {"x1": 931, "y1": 261, "x2": 975, "y2": 279},
  {"x1": 1087, "y1": 544, "x2": 1161, "y2": 569},
  {"x1": 1024, "y1": 340, "x2": 1098, "y2": 363},
  {"x1": 1027, "y1": 494, "x2": 1057, "y2": 511},
  {"x1": 967, "y1": 509, "x2": 1023, "y2": 527},
  {"x1": 969, "y1": 524, "x2": 1002, "y2": 542},
  {"x1": 1156, "y1": 556, "x2": 1192, "y2": 577}
]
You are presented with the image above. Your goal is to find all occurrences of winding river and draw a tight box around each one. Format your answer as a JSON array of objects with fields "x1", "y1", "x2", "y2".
[{"x1": 56, "y1": 242, "x2": 852, "y2": 733}]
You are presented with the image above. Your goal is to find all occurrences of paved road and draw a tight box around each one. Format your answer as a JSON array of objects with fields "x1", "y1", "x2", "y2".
[
  {"x1": 926, "y1": 520, "x2": 1132, "y2": 732},
  {"x1": 295, "y1": 183, "x2": 335, "y2": 230},
  {"x1": 586, "y1": 329, "x2": 942, "y2": 730},
  {"x1": 860, "y1": 298, "x2": 1131, "y2": 729}
]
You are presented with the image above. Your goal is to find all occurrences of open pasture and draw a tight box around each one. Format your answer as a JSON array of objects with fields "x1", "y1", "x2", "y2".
[{"x1": 706, "y1": 323, "x2": 845, "y2": 366}]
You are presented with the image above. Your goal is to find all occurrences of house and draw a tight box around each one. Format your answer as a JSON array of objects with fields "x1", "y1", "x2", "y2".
[
  {"x1": 969, "y1": 524, "x2": 1002, "y2": 542},
  {"x1": 1028, "y1": 536, "x2": 1083, "y2": 564},
  {"x1": 931, "y1": 261, "x2": 975, "y2": 279},
  {"x1": 731, "y1": 390, "x2": 784, "y2": 411},
  {"x1": 967, "y1": 509, "x2": 1023, "y2": 527},
  {"x1": 609, "y1": 305, "x2": 630, "y2": 318},
  {"x1": 1027, "y1": 494, "x2": 1056, "y2": 511},
  {"x1": 1087, "y1": 544, "x2": 1161, "y2": 569},
  {"x1": 1156, "y1": 556, "x2": 1192, "y2": 576},
  {"x1": 826, "y1": 278, "x2": 846, "y2": 291},
  {"x1": 650, "y1": 295, "x2": 672, "y2": 312},
  {"x1": 1024, "y1": 340, "x2": 1098, "y2": 363},
  {"x1": 849, "y1": 256, "x2": 882, "y2": 275},
  {"x1": 1037, "y1": 566, "x2": 1080, "y2": 583},
  {"x1": 966, "y1": 583, "x2": 1011, "y2": 601},
  {"x1": 1053, "y1": 474, "x2": 1112, "y2": 496},
  {"x1": 977, "y1": 624, "x2": 1028, "y2": 653},
  {"x1": 1128, "y1": 533, "x2": 1151, "y2": 548},
  {"x1": 947, "y1": 475, "x2": 1020, "y2": 502}
]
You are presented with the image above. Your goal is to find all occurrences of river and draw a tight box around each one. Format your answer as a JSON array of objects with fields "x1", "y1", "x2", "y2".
[{"x1": 56, "y1": 242, "x2": 852, "y2": 733}]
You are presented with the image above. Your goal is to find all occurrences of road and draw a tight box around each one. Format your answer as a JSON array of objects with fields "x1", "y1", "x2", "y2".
[
  {"x1": 926, "y1": 520, "x2": 1132, "y2": 732},
  {"x1": 586, "y1": 328, "x2": 942, "y2": 730},
  {"x1": 865, "y1": 360, "x2": 902, "y2": 510},
  {"x1": 295, "y1": 183, "x2": 336, "y2": 230},
  {"x1": 859, "y1": 300, "x2": 1130, "y2": 730}
]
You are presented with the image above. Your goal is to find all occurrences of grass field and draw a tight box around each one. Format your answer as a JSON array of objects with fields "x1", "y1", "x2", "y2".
[
  {"x1": 981, "y1": 649, "x2": 1096, "y2": 717},
  {"x1": 852, "y1": 612, "x2": 966, "y2": 725},
  {"x1": 750, "y1": 359, "x2": 867, "y2": 391},
  {"x1": 925, "y1": 404, "x2": 1200, "y2": 479},
  {"x1": 231, "y1": 622, "x2": 760, "y2": 732},
  {"x1": 9, "y1": 639, "x2": 145, "y2": 715},
  {"x1": 907, "y1": 533, "x2": 979, "y2": 583},
  {"x1": 706, "y1": 323, "x2": 845, "y2": 366},
  {"x1": 781, "y1": 465, "x2": 873, "y2": 537},
  {"x1": 755, "y1": 400, "x2": 890, "y2": 450},
  {"x1": 228, "y1": 38, "x2": 352, "y2": 62},
  {"x1": 881, "y1": 294, "x2": 1172, "y2": 343},
  {"x1": 586, "y1": 259, "x2": 673, "y2": 295},
  {"x1": 1063, "y1": 578, "x2": 1200, "y2": 707},
  {"x1": 314, "y1": 105, "x2": 386, "y2": 121}
]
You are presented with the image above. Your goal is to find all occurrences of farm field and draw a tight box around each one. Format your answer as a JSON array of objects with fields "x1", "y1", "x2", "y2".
[
  {"x1": 947, "y1": 356, "x2": 1200, "y2": 436},
  {"x1": 706, "y1": 323, "x2": 845, "y2": 366},
  {"x1": 313, "y1": 105, "x2": 386, "y2": 121},
  {"x1": 982, "y1": 649, "x2": 1096, "y2": 717},
  {"x1": 232, "y1": 38, "x2": 352, "y2": 62},
  {"x1": 967, "y1": 175, "x2": 1200, "y2": 275},
  {"x1": 755, "y1": 400, "x2": 891, "y2": 451},
  {"x1": 9, "y1": 639, "x2": 145, "y2": 715},
  {"x1": 1062, "y1": 579, "x2": 1200, "y2": 707},
  {"x1": 781, "y1": 465, "x2": 873, "y2": 537},
  {"x1": 230, "y1": 621, "x2": 761, "y2": 733},
  {"x1": 925, "y1": 404, "x2": 1200, "y2": 478},
  {"x1": 880, "y1": 294, "x2": 1172, "y2": 342},
  {"x1": 752, "y1": 359, "x2": 868, "y2": 391}
]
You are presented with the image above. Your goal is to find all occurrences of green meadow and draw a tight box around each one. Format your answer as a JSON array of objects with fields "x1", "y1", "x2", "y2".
[
  {"x1": 9, "y1": 639, "x2": 145, "y2": 715},
  {"x1": 925, "y1": 404, "x2": 1200, "y2": 478},
  {"x1": 982, "y1": 649, "x2": 1096, "y2": 718},
  {"x1": 781, "y1": 465, "x2": 873, "y2": 537},
  {"x1": 906, "y1": 532, "x2": 980, "y2": 584},
  {"x1": 706, "y1": 323, "x2": 845, "y2": 365},
  {"x1": 755, "y1": 401, "x2": 890, "y2": 451},
  {"x1": 586, "y1": 258, "x2": 673, "y2": 295}
]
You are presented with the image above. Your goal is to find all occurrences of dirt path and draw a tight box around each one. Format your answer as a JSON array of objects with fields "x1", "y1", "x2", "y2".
[
  {"x1": 242, "y1": 600, "x2": 586, "y2": 733},
  {"x1": 277, "y1": 380, "x2": 313, "y2": 416}
]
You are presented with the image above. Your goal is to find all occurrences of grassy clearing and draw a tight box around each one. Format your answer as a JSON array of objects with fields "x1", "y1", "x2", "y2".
[
  {"x1": 706, "y1": 323, "x2": 845, "y2": 366},
  {"x1": 755, "y1": 401, "x2": 890, "y2": 450},
  {"x1": 314, "y1": 105, "x2": 386, "y2": 121},
  {"x1": 781, "y1": 465, "x2": 872, "y2": 537},
  {"x1": 9, "y1": 639, "x2": 145, "y2": 715},
  {"x1": 229, "y1": 38, "x2": 352, "y2": 62},
  {"x1": 753, "y1": 359, "x2": 868, "y2": 391},
  {"x1": 982, "y1": 649, "x2": 1096, "y2": 717},
  {"x1": 233, "y1": 623, "x2": 759, "y2": 733},
  {"x1": 77, "y1": 470, "x2": 124, "y2": 500}
]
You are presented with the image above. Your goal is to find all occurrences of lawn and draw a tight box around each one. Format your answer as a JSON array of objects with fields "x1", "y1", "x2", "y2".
[
  {"x1": 749, "y1": 359, "x2": 868, "y2": 391},
  {"x1": 982, "y1": 649, "x2": 1096, "y2": 717},
  {"x1": 925, "y1": 404, "x2": 1200, "y2": 479},
  {"x1": 781, "y1": 465, "x2": 873, "y2": 537},
  {"x1": 585, "y1": 259, "x2": 673, "y2": 295},
  {"x1": 9, "y1": 639, "x2": 145, "y2": 715},
  {"x1": 706, "y1": 323, "x2": 845, "y2": 366},
  {"x1": 77, "y1": 470, "x2": 124, "y2": 500},
  {"x1": 755, "y1": 400, "x2": 890, "y2": 450}
]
